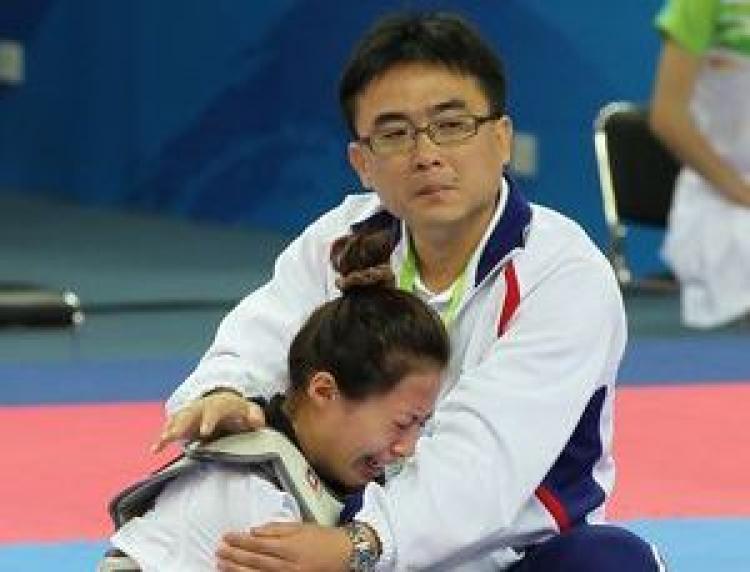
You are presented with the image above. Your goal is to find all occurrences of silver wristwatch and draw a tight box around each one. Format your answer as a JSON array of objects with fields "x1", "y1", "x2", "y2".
[{"x1": 344, "y1": 521, "x2": 379, "y2": 571}]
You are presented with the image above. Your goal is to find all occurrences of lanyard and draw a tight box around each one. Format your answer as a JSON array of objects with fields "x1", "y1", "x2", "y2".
[{"x1": 398, "y1": 244, "x2": 468, "y2": 327}]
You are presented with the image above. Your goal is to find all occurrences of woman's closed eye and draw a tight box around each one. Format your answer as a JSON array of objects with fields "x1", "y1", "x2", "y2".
[
  {"x1": 394, "y1": 420, "x2": 413, "y2": 431},
  {"x1": 394, "y1": 413, "x2": 432, "y2": 432}
]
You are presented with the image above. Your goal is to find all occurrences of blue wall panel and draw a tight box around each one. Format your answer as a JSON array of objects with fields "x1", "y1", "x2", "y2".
[{"x1": 0, "y1": 1, "x2": 665, "y2": 271}]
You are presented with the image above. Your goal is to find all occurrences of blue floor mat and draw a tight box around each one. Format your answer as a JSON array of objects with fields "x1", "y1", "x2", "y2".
[
  {"x1": 624, "y1": 518, "x2": 750, "y2": 571},
  {"x1": 619, "y1": 336, "x2": 750, "y2": 385},
  {"x1": 0, "y1": 540, "x2": 108, "y2": 572},
  {"x1": 3, "y1": 519, "x2": 749, "y2": 571}
]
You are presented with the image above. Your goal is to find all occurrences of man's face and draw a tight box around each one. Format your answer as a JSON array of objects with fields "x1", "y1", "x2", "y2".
[
  {"x1": 348, "y1": 63, "x2": 512, "y2": 236},
  {"x1": 313, "y1": 365, "x2": 441, "y2": 489}
]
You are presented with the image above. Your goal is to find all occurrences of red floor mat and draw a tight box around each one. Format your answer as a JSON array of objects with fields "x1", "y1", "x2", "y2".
[
  {"x1": 0, "y1": 403, "x2": 172, "y2": 542},
  {"x1": 2, "y1": 383, "x2": 748, "y2": 542},
  {"x1": 610, "y1": 383, "x2": 750, "y2": 519}
]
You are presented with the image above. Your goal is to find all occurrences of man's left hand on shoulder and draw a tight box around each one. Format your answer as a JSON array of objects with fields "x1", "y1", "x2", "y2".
[{"x1": 217, "y1": 522, "x2": 354, "y2": 572}]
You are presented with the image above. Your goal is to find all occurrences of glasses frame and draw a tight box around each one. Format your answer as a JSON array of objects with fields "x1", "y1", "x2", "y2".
[{"x1": 357, "y1": 112, "x2": 504, "y2": 156}]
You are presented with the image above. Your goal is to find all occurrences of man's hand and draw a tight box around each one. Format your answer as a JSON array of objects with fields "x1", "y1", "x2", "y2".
[
  {"x1": 216, "y1": 522, "x2": 351, "y2": 572},
  {"x1": 152, "y1": 390, "x2": 265, "y2": 453}
]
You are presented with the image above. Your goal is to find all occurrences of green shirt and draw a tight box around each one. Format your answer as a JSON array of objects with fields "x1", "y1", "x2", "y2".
[{"x1": 656, "y1": 0, "x2": 750, "y2": 55}]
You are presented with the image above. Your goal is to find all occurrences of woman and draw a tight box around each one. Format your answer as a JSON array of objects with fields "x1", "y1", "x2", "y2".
[{"x1": 101, "y1": 230, "x2": 449, "y2": 571}]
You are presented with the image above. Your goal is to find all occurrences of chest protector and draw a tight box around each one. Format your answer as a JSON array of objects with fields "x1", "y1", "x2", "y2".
[{"x1": 108, "y1": 428, "x2": 344, "y2": 529}]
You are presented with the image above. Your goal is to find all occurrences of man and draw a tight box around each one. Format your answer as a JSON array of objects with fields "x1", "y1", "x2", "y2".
[{"x1": 159, "y1": 12, "x2": 663, "y2": 571}]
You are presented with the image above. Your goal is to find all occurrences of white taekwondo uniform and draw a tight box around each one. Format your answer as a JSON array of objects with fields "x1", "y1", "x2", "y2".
[
  {"x1": 108, "y1": 396, "x2": 342, "y2": 572},
  {"x1": 111, "y1": 465, "x2": 301, "y2": 572},
  {"x1": 167, "y1": 177, "x2": 627, "y2": 570}
]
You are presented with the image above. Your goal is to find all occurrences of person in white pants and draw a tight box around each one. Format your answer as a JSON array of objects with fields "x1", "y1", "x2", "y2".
[{"x1": 651, "y1": 0, "x2": 750, "y2": 328}]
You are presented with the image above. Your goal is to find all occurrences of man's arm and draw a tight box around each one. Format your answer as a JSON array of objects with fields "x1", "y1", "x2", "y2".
[
  {"x1": 158, "y1": 197, "x2": 374, "y2": 447},
  {"x1": 355, "y1": 257, "x2": 626, "y2": 569},
  {"x1": 223, "y1": 252, "x2": 627, "y2": 570},
  {"x1": 165, "y1": 233, "x2": 329, "y2": 413},
  {"x1": 650, "y1": 39, "x2": 750, "y2": 207}
]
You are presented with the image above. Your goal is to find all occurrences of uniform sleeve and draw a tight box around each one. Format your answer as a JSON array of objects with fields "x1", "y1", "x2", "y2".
[
  {"x1": 356, "y1": 255, "x2": 627, "y2": 570},
  {"x1": 656, "y1": 0, "x2": 719, "y2": 54},
  {"x1": 112, "y1": 468, "x2": 302, "y2": 571},
  {"x1": 169, "y1": 469, "x2": 302, "y2": 569},
  {"x1": 165, "y1": 203, "x2": 351, "y2": 414}
]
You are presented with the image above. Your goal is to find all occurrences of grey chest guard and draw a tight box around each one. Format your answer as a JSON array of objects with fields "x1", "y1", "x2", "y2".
[{"x1": 108, "y1": 429, "x2": 344, "y2": 528}]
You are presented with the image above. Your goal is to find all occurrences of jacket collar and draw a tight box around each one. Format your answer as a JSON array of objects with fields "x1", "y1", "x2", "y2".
[
  {"x1": 475, "y1": 175, "x2": 532, "y2": 285},
  {"x1": 350, "y1": 175, "x2": 532, "y2": 287}
]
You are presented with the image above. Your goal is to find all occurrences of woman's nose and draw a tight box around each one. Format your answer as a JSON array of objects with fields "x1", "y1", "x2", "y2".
[{"x1": 390, "y1": 427, "x2": 419, "y2": 458}]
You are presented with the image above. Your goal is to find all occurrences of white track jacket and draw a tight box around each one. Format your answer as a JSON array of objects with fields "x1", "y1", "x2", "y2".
[{"x1": 167, "y1": 177, "x2": 627, "y2": 570}]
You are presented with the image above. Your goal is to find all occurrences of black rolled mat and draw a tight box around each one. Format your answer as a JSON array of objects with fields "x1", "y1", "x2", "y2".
[{"x1": 0, "y1": 283, "x2": 83, "y2": 327}]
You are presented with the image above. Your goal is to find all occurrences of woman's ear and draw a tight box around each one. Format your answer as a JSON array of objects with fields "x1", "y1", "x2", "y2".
[{"x1": 306, "y1": 370, "x2": 340, "y2": 406}]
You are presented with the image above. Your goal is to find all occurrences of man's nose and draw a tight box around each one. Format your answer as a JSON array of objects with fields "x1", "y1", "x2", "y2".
[{"x1": 411, "y1": 129, "x2": 444, "y2": 170}]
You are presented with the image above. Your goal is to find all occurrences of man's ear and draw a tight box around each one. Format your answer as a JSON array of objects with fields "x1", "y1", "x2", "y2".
[
  {"x1": 306, "y1": 370, "x2": 339, "y2": 406},
  {"x1": 494, "y1": 115, "x2": 513, "y2": 167},
  {"x1": 348, "y1": 142, "x2": 372, "y2": 189}
]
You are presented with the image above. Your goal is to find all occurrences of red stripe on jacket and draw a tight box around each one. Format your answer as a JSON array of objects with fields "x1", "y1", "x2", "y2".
[
  {"x1": 497, "y1": 262, "x2": 519, "y2": 336},
  {"x1": 535, "y1": 485, "x2": 572, "y2": 532}
]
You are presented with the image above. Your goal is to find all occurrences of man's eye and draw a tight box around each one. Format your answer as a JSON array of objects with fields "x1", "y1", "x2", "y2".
[
  {"x1": 435, "y1": 118, "x2": 471, "y2": 132},
  {"x1": 377, "y1": 126, "x2": 409, "y2": 140}
]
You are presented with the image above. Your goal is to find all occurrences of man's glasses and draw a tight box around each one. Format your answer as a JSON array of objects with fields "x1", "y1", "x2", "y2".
[{"x1": 358, "y1": 113, "x2": 503, "y2": 156}]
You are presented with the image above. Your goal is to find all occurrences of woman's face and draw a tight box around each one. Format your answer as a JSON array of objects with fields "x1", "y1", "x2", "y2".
[{"x1": 302, "y1": 365, "x2": 442, "y2": 489}]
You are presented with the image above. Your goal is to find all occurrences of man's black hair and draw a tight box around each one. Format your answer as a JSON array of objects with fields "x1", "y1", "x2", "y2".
[{"x1": 339, "y1": 12, "x2": 507, "y2": 136}]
